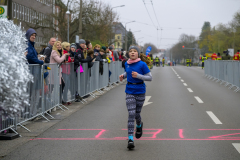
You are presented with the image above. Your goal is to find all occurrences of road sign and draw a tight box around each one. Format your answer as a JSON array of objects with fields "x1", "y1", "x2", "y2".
[
  {"x1": 75, "y1": 35, "x2": 79, "y2": 43},
  {"x1": 0, "y1": 5, "x2": 7, "y2": 19},
  {"x1": 228, "y1": 49, "x2": 234, "y2": 57}
]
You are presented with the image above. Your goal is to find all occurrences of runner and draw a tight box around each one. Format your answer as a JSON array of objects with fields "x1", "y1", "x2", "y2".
[{"x1": 119, "y1": 46, "x2": 152, "y2": 150}]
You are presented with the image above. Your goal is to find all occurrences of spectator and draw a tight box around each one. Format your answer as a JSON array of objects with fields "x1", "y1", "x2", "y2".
[
  {"x1": 25, "y1": 28, "x2": 45, "y2": 116},
  {"x1": 70, "y1": 43, "x2": 77, "y2": 58},
  {"x1": 101, "y1": 46, "x2": 107, "y2": 59},
  {"x1": 112, "y1": 44, "x2": 119, "y2": 61},
  {"x1": 109, "y1": 46, "x2": 115, "y2": 61},
  {"x1": 26, "y1": 28, "x2": 44, "y2": 65},
  {"x1": 61, "y1": 42, "x2": 73, "y2": 105},
  {"x1": 43, "y1": 37, "x2": 56, "y2": 63},
  {"x1": 94, "y1": 44, "x2": 101, "y2": 55},
  {"x1": 86, "y1": 49, "x2": 96, "y2": 68},
  {"x1": 62, "y1": 42, "x2": 73, "y2": 62},
  {"x1": 86, "y1": 40, "x2": 92, "y2": 50},
  {"x1": 74, "y1": 39, "x2": 95, "y2": 72},
  {"x1": 50, "y1": 41, "x2": 70, "y2": 104},
  {"x1": 96, "y1": 49, "x2": 106, "y2": 62},
  {"x1": 83, "y1": 45, "x2": 88, "y2": 59},
  {"x1": 106, "y1": 52, "x2": 111, "y2": 63}
]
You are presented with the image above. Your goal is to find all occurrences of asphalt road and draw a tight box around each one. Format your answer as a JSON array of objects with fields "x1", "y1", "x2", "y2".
[{"x1": 3, "y1": 65, "x2": 240, "y2": 160}]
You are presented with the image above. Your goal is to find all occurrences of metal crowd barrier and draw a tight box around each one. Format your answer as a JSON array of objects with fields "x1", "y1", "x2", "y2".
[
  {"x1": 204, "y1": 60, "x2": 240, "y2": 92},
  {"x1": 0, "y1": 61, "x2": 125, "y2": 135}
]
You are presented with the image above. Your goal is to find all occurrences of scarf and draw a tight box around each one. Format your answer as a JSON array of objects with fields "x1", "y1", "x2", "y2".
[{"x1": 127, "y1": 58, "x2": 141, "y2": 64}]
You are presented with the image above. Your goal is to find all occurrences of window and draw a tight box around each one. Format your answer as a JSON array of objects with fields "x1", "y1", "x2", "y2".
[
  {"x1": 12, "y1": 2, "x2": 16, "y2": 18},
  {"x1": 118, "y1": 36, "x2": 120, "y2": 40},
  {"x1": 16, "y1": 4, "x2": 19, "y2": 19},
  {"x1": 22, "y1": 6, "x2": 24, "y2": 21}
]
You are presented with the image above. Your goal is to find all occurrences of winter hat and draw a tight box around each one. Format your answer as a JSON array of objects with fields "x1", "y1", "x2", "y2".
[
  {"x1": 26, "y1": 28, "x2": 37, "y2": 40},
  {"x1": 79, "y1": 39, "x2": 86, "y2": 44},
  {"x1": 70, "y1": 43, "x2": 77, "y2": 50},
  {"x1": 129, "y1": 46, "x2": 140, "y2": 56},
  {"x1": 109, "y1": 46, "x2": 113, "y2": 50},
  {"x1": 102, "y1": 46, "x2": 106, "y2": 51}
]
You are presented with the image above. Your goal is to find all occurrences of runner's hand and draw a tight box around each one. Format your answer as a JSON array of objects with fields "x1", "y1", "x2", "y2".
[
  {"x1": 119, "y1": 74, "x2": 124, "y2": 81},
  {"x1": 132, "y1": 71, "x2": 138, "y2": 78}
]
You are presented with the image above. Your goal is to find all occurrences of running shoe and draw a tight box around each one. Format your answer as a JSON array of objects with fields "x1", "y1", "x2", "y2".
[
  {"x1": 135, "y1": 122, "x2": 143, "y2": 139},
  {"x1": 127, "y1": 139, "x2": 135, "y2": 149}
]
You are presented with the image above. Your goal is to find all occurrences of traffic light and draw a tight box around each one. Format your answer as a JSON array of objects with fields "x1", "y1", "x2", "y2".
[{"x1": 182, "y1": 46, "x2": 185, "y2": 49}]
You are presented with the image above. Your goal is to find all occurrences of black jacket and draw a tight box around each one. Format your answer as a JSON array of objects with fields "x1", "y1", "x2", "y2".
[
  {"x1": 43, "y1": 43, "x2": 52, "y2": 63},
  {"x1": 74, "y1": 46, "x2": 94, "y2": 71}
]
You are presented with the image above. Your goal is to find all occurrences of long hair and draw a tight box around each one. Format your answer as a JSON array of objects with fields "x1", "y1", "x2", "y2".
[
  {"x1": 140, "y1": 53, "x2": 152, "y2": 66},
  {"x1": 52, "y1": 41, "x2": 63, "y2": 56}
]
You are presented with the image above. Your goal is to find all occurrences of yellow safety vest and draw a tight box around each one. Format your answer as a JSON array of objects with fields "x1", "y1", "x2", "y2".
[
  {"x1": 202, "y1": 57, "x2": 207, "y2": 62},
  {"x1": 186, "y1": 59, "x2": 190, "y2": 62}
]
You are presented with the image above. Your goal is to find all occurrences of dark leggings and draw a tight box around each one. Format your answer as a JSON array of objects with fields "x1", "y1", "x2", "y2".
[{"x1": 126, "y1": 94, "x2": 145, "y2": 137}]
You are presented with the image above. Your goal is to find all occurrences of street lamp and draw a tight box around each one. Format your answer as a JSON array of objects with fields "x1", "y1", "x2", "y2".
[
  {"x1": 112, "y1": 5, "x2": 125, "y2": 9},
  {"x1": 66, "y1": 10, "x2": 70, "y2": 42},
  {"x1": 111, "y1": 5, "x2": 125, "y2": 46},
  {"x1": 125, "y1": 21, "x2": 135, "y2": 51}
]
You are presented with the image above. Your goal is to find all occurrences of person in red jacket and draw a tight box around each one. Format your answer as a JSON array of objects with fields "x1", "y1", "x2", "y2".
[
  {"x1": 211, "y1": 53, "x2": 217, "y2": 60},
  {"x1": 233, "y1": 50, "x2": 240, "y2": 61}
]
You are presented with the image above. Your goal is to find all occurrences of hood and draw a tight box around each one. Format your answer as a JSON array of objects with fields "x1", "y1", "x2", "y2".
[{"x1": 26, "y1": 28, "x2": 37, "y2": 40}]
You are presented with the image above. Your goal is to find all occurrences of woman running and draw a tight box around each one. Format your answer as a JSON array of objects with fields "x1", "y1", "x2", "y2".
[{"x1": 119, "y1": 46, "x2": 152, "y2": 149}]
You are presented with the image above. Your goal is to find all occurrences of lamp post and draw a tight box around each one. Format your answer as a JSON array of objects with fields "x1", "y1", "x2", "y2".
[
  {"x1": 110, "y1": 5, "x2": 125, "y2": 46},
  {"x1": 66, "y1": 10, "x2": 70, "y2": 42},
  {"x1": 125, "y1": 21, "x2": 135, "y2": 51}
]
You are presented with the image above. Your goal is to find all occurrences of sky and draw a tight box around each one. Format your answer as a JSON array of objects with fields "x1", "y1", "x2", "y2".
[{"x1": 66, "y1": 0, "x2": 240, "y2": 49}]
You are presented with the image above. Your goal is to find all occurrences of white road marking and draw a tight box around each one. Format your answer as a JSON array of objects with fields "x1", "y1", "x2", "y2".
[
  {"x1": 187, "y1": 88, "x2": 193, "y2": 92},
  {"x1": 181, "y1": 79, "x2": 184, "y2": 82},
  {"x1": 194, "y1": 96, "x2": 204, "y2": 103},
  {"x1": 178, "y1": 77, "x2": 181, "y2": 78},
  {"x1": 143, "y1": 96, "x2": 153, "y2": 107},
  {"x1": 232, "y1": 143, "x2": 240, "y2": 154},
  {"x1": 56, "y1": 113, "x2": 60, "y2": 115},
  {"x1": 206, "y1": 111, "x2": 222, "y2": 124},
  {"x1": 183, "y1": 83, "x2": 188, "y2": 86}
]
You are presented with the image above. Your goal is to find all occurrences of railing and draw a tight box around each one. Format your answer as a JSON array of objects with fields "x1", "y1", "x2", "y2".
[
  {"x1": 0, "y1": 61, "x2": 125, "y2": 135},
  {"x1": 204, "y1": 60, "x2": 240, "y2": 92}
]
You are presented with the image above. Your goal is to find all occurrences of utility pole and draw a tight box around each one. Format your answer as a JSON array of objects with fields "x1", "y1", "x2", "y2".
[{"x1": 78, "y1": 0, "x2": 83, "y2": 39}]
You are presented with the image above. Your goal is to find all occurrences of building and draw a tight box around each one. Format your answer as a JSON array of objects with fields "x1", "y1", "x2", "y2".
[
  {"x1": 112, "y1": 22, "x2": 127, "y2": 51},
  {"x1": 4, "y1": 0, "x2": 55, "y2": 52}
]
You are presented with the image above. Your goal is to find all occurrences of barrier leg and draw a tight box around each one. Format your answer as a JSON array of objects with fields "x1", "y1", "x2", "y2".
[
  {"x1": 44, "y1": 112, "x2": 55, "y2": 119},
  {"x1": 18, "y1": 123, "x2": 31, "y2": 132}
]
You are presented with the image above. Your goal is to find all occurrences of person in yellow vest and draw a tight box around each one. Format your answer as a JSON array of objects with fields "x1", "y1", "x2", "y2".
[
  {"x1": 189, "y1": 59, "x2": 192, "y2": 67},
  {"x1": 155, "y1": 56, "x2": 160, "y2": 67},
  {"x1": 162, "y1": 57, "x2": 165, "y2": 67},
  {"x1": 217, "y1": 53, "x2": 222, "y2": 60},
  {"x1": 202, "y1": 54, "x2": 207, "y2": 69},
  {"x1": 186, "y1": 59, "x2": 190, "y2": 67}
]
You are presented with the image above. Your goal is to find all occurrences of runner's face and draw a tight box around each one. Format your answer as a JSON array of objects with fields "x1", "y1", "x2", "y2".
[{"x1": 129, "y1": 49, "x2": 138, "y2": 60}]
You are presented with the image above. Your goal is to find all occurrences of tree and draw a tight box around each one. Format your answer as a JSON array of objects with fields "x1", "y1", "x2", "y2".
[{"x1": 142, "y1": 43, "x2": 158, "y2": 55}]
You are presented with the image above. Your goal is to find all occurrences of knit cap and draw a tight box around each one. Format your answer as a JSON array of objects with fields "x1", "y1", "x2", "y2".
[
  {"x1": 79, "y1": 39, "x2": 86, "y2": 44},
  {"x1": 128, "y1": 46, "x2": 140, "y2": 56},
  {"x1": 70, "y1": 43, "x2": 77, "y2": 49}
]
